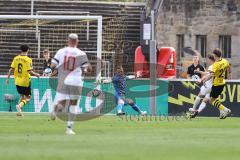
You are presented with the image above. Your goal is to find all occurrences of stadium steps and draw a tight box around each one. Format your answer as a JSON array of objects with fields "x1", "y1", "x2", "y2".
[{"x1": 0, "y1": 0, "x2": 145, "y2": 75}]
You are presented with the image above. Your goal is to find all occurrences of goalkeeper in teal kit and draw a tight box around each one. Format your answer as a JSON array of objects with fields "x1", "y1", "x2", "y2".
[{"x1": 103, "y1": 66, "x2": 147, "y2": 116}]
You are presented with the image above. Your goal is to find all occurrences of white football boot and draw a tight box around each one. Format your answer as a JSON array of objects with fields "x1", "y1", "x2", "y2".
[
  {"x1": 16, "y1": 105, "x2": 23, "y2": 117},
  {"x1": 66, "y1": 128, "x2": 76, "y2": 135},
  {"x1": 140, "y1": 111, "x2": 147, "y2": 116},
  {"x1": 219, "y1": 109, "x2": 231, "y2": 119}
]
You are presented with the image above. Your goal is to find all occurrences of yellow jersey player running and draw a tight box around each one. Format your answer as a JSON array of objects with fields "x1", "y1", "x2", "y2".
[
  {"x1": 6, "y1": 44, "x2": 40, "y2": 116},
  {"x1": 199, "y1": 48, "x2": 231, "y2": 119}
]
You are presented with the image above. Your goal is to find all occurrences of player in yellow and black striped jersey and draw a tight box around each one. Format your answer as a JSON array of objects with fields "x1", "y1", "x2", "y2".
[
  {"x1": 6, "y1": 45, "x2": 40, "y2": 116},
  {"x1": 199, "y1": 48, "x2": 232, "y2": 119}
]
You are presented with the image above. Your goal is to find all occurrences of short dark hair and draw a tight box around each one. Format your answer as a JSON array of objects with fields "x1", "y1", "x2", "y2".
[
  {"x1": 212, "y1": 48, "x2": 222, "y2": 58},
  {"x1": 20, "y1": 44, "x2": 29, "y2": 52},
  {"x1": 207, "y1": 54, "x2": 215, "y2": 61}
]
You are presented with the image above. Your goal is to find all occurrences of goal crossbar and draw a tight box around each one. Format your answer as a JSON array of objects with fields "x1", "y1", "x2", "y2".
[
  {"x1": 36, "y1": 11, "x2": 90, "y2": 15},
  {"x1": 0, "y1": 15, "x2": 102, "y2": 20}
]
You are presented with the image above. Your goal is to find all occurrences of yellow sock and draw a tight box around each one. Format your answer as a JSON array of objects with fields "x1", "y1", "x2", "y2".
[
  {"x1": 19, "y1": 100, "x2": 27, "y2": 108},
  {"x1": 212, "y1": 99, "x2": 225, "y2": 111},
  {"x1": 218, "y1": 104, "x2": 225, "y2": 111}
]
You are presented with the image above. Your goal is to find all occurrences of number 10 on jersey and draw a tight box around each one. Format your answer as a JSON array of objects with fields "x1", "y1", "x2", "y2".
[{"x1": 64, "y1": 56, "x2": 76, "y2": 71}]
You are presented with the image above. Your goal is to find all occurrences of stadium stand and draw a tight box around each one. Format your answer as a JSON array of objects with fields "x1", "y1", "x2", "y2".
[{"x1": 0, "y1": 0, "x2": 145, "y2": 76}]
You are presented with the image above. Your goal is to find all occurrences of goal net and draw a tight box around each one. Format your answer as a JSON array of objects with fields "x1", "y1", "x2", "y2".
[
  {"x1": 0, "y1": 15, "x2": 102, "y2": 76},
  {"x1": 0, "y1": 15, "x2": 115, "y2": 114}
]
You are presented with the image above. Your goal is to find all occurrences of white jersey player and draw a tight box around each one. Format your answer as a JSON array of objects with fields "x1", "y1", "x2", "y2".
[
  {"x1": 50, "y1": 33, "x2": 91, "y2": 135},
  {"x1": 189, "y1": 54, "x2": 215, "y2": 118}
]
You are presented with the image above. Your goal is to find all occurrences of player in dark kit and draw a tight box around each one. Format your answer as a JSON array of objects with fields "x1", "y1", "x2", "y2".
[{"x1": 104, "y1": 66, "x2": 146, "y2": 116}]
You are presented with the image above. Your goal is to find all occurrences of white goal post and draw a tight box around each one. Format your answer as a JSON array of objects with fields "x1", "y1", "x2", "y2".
[{"x1": 0, "y1": 15, "x2": 103, "y2": 80}]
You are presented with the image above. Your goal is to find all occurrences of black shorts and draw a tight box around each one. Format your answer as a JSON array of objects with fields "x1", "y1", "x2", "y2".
[
  {"x1": 210, "y1": 85, "x2": 225, "y2": 99},
  {"x1": 16, "y1": 84, "x2": 31, "y2": 96}
]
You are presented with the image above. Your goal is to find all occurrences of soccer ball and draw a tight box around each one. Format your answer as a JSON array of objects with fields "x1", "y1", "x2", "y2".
[
  {"x1": 189, "y1": 108, "x2": 194, "y2": 112},
  {"x1": 191, "y1": 75, "x2": 200, "y2": 80},
  {"x1": 43, "y1": 68, "x2": 52, "y2": 76}
]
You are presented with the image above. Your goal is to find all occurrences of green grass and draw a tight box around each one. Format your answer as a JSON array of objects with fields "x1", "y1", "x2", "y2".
[{"x1": 0, "y1": 113, "x2": 240, "y2": 160}]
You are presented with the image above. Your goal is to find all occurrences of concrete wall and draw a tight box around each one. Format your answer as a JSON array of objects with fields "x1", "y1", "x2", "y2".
[{"x1": 154, "y1": 0, "x2": 240, "y2": 78}]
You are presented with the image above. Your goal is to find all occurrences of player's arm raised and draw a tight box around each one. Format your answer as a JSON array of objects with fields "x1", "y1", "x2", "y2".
[
  {"x1": 103, "y1": 78, "x2": 112, "y2": 84},
  {"x1": 103, "y1": 74, "x2": 119, "y2": 84},
  {"x1": 127, "y1": 75, "x2": 136, "y2": 79}
]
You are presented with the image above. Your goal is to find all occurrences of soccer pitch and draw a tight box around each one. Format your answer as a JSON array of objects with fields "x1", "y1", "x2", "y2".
[{"x1": 0, "y1": 113, "x2": 239, "y2": 160}]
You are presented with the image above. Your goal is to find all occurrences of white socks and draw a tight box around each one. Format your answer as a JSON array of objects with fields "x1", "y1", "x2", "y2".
[
  {"x1": 67, "y1": 121, "x2": 74, "y2": 129},
  {"x1": 198, "y1": 102, "x2": 206, "y2": 113},
  {"x1": 193, "y1": 96, "x2": 201, "y2": 110},
  {"x1": 67, "y1": 105, "x2": 77, "y2": 129}
]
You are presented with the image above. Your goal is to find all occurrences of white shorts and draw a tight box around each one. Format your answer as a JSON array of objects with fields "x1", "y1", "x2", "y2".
[
  {"x1": 53, "y1": 92, "x2": 81, "y2": 106},
  {"x1": 52, "y1": 92, "x2": 83, "y2": 114},
  {"x1": 200, "y1": 85, "x2": 211, "y2": 99}
]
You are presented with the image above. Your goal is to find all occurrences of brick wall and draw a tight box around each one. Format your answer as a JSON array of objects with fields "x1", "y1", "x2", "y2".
[{"x1": 154, "y1": 0, "x2": 240, "y2": 78}]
